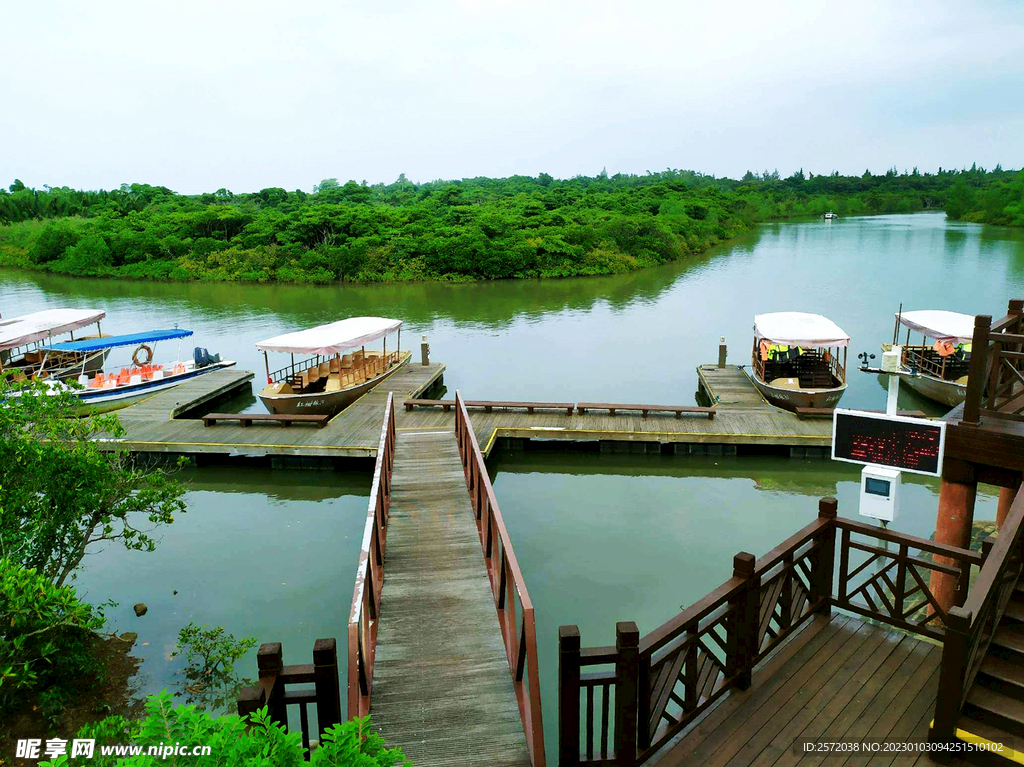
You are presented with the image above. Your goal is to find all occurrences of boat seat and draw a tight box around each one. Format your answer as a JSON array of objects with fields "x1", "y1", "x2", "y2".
[
  {"x1": 329, "y1": 358, "x2": 341, "y2": 374},
  {"x1": 325, "y1": 375, "x2": 342, "y2": 392},
  {"x1": 319, "y1": 362, "x2": 330, "y2": 378}
]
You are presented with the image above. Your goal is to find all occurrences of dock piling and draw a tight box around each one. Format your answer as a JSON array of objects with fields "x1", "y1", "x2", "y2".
[{"x1": 718, "y1": 337, "x2": 727, "y2": 368}]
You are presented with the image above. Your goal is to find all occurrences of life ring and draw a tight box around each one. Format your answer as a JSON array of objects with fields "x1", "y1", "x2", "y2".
[{"x1": 132, "y1": 344, "x2": 154, "y2": 366}]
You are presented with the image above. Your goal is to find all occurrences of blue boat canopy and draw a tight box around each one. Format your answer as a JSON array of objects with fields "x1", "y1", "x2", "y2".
[{"x1": 49, "y1": 329, "x2": 193, "y2": 353}]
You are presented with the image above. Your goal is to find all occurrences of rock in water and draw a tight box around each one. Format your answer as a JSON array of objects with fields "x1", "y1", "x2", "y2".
[{"x1": 133, "y1": 603, "x2": 148, "y2": 617}]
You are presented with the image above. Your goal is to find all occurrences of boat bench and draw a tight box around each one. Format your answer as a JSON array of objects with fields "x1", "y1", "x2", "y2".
[
  {"x1": 577, "y1": 403, "x2": 715, "y2": 419},
  {"x1": 202, "y1": 412, "x2": 330, "y2": 428},
  {"x1": 404, "y1": 399, "x2": 575, "y2": 415}
]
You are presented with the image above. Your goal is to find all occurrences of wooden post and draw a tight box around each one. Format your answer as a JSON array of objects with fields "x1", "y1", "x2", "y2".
[
  {"x1": 718, "y1": 337, "x2": 727, "y2": 368},
  {"x1": 237, "y1": 684, "x2": 266, "y2": 722},
  {"x1": 614, "y1": 622, "x2": 640, "y2": 767},
  {"x1": 728, "y1": 552, "x2": 759, "y2": 690},
  {"x1": 421, "y1": 336, "x2": 429, "y2": 366},
  {"x1": 931, "y1": 461, "x2": 978, "y2": 614},
  {"x1": 313, "y1": 638, "x2": 341, "y2": 737},
  {"x1": 257, "y1": 642, "x2": 287, "y2": 726},
  {"x1": 998, "y1": 484, "x2": 1021, "y2": 529},
  {"x1": 812, "y1": 497, "x2": 838, "y2": 614},
  {"x1": 961, "y1": 315, "x2": 991, "y2": 424},
  {"x1": 930, "y1": 606, "x2": 972, "y2": 747},
  {"x1": 558, "y1": 625, "x2": 581, "y2": 767}
]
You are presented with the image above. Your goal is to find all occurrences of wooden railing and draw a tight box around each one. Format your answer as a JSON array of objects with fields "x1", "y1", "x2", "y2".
[
  {"x1": 962, "y1": 298, "x2": 1024, "y2": 425},
  {"x1": 932, "y1": 485, "x2": 1024, "y2": 746},
  {"x1": 238, "y1": 639, "x2": 342, "y2": 758},
  {"x1": 558, "y1": 498, "x2": 984, "y2": 766},
  {"x1": 454, "y1": 391, "x2": 546, "y2": 767},
  {"x1": 346, "y1": 393, "x2": 396, "y2": 719}
]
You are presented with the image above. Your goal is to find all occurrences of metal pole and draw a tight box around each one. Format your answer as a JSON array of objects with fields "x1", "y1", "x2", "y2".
[{"x1": 264, "y1": 351, "x2": 271, "y2": 384}]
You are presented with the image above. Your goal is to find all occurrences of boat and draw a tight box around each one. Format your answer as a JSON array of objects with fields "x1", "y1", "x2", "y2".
[
  {"x1": 36, "y1": 328, "x2": 235, "y2": 414},
  {"x1": 823, "y1": 211, "x2": 838, "y2": 221},
  {"x1": 747, "y1": 312, "x2": 849, "y2": 411},
  {"x1": 876, "y1": 310, "x2": 976, "y2": 408},
  {"x1": 0, "y1": 308, "x2": 108, "y2": 380},
  {"x1": 256, "y1": 317, "x2": 408, "y2": 417}
]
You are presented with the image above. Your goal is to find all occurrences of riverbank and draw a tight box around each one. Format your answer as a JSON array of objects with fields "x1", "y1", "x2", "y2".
[{"x1": 3, "y1": 167, "x2": 997, "y2": 285}]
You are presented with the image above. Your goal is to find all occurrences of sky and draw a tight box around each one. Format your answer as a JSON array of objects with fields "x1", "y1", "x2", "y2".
[{"x1": 2, "y1": 0, "x2": 1023, "y2": 195}]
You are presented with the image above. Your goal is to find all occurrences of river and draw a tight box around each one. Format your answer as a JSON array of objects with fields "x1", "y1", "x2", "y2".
[{"x1": 2, "y1": 212, "x2": 1022, "y2": 754}]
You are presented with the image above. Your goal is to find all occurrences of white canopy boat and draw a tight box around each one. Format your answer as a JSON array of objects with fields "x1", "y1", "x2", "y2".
[
  {"x1": 256, "y1": 317, "x2": 408, "y2": 417},
  {"x1": 747, "y1": 312, "x2": 849, "y2": 411},
  {"x1": 0, "y1": 308, "x2": 108, "y2": 379},
  {"x1": 878, "y1": 310, "x2": 975, "y2": 408},
  {"x1": 38, "y1": 329, "x2": 235, "y2": 413}
]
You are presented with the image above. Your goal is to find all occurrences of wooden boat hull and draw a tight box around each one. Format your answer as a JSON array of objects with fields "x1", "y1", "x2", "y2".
[
  {"x1": 746, "y1": 371, "x2": 847, "y2": 411},
  {"x1": 259, "y1": 356, "x2": 409, "y2": 417},
  {"x1": 879, "y1": 344, "x2": 967, "y2": 408}
]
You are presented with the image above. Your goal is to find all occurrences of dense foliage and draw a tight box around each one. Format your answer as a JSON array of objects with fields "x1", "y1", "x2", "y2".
[
  {"x1": 0, "y1": 377, "x2": 186, "y2": 588},
  {"x1": 0, "y1": 559, "x2": 105, "y2": 719},
  {"x1": 0, "y1": 166, "x2": 1020, "y2": 284},
  {"x1": 42, "y1": 692, "x2": 410, "y2": 766}
]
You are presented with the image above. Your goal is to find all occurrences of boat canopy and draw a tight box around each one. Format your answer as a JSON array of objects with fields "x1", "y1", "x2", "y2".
[
  {"x1": 256, "y1": 317, "x2": 402, "y2": 356},
  {"x1": 0, "y1": 308, "x2": 106, "y2": 349},
  {"x1": 49, "y1": 329, "x2": 193, "y2": 353},
  {"x1": 897, "y1": 310, "x2": 976, "y2": 344},
  {"x1": 754, "y1": 312, "x2": 850, "y2": 348}
]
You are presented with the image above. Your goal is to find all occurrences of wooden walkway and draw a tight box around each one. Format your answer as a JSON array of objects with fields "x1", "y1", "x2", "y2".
[
  {"x1": 368, "y1": 429, "x2": 532, "y2": 766},
  {"x1": 652, "y1": 613, "x2": 953, "y2": 767},
  {"x1": 104, "y1": 362, "x2": 833, "y2": 461}
]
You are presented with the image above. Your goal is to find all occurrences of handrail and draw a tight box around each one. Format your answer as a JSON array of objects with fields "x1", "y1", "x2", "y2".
[
  {"x1": 454, "y1": 391, "x2": 546, "y2": 767},
  {"x1": 559, "y1": 500, "x2": 984, "y2": 766},
  {"x1": 932, "y1": 485, "x2": 1024, "y2": 746},
  {"x1": 962, "y1": 299, "x2": 1024, "y2": 424},
  {"x1": 346, "y1": 392, "x2": 396, "y2": 719}
]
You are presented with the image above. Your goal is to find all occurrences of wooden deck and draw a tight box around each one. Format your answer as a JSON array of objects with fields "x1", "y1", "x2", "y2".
[
  {"x1": 368, "y1": 428, "x2": 532, "y2": 766},
  {"x1": 106, "y1": 362, "x2": 446, "y2": 458},
  {"x1": 651, "y1": 613, "x2": 953, "y2": 767}
]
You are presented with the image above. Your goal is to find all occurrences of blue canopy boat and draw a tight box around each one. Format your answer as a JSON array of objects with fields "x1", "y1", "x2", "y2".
[{"x1": 40, "y1": 328, "x2": 235, "y2": 413}]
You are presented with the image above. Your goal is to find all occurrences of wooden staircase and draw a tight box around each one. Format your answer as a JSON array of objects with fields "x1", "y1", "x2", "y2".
[{"x1": 955, "y1": 581, "x2": 1024, "y2": 763}]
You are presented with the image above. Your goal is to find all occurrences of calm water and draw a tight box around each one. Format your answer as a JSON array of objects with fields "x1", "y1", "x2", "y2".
[{"x1": 2, "y1": 213, "x2": 1021, "y2": 750}]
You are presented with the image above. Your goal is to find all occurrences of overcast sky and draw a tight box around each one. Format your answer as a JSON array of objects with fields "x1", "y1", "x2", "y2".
[{"x1": 2, "y1": 0, "x2": 1022, "y2": 194}]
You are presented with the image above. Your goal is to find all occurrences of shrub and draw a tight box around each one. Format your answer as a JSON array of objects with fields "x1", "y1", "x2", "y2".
[
  {"x1": 29, "y1": 221, "x2": 81, "y2": 263},
  {"x1": 42, "y1": 691, "x2": 411, "y2": 766}
]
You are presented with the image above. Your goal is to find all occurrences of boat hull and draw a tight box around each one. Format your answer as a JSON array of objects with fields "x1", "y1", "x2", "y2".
[
  {"x1": 258, "y1": 356, "x2": 410, "y2": 417},
  {"x1": 895, "y1": 370, "x2": 967, "y2": 408},
  {"x1": 746, "y1": 371, "x2": 847, "y2": 411},
  {"x1": 75, "y1": 362, "x2": 237, "y2": 414}
]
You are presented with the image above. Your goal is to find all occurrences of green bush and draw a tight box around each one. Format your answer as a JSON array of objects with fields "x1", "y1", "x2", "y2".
[
  {"x1": 29, "y1": 221, "x2": 81, "y2": 263},
  {"x1": 42, "y1": 691, "x2": 411, "y2": 766},
  {"x1": 0, "y1": 559, "x2": 105, "y2": 712}
]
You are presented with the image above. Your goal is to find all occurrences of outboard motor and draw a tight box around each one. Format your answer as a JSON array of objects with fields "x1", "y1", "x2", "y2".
[{"x1": 193, "y1": 347, "x2": 210, "y2": 368}]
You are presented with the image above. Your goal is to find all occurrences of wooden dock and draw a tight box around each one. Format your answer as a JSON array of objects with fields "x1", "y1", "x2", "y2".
[{"x1": 368, "y1": 429, "x2": 533, "y2": 766}]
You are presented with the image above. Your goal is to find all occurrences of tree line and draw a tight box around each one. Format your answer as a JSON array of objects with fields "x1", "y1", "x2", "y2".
[{"x1": 0, "y1": 165, "x2": 1020, "y2": 284}]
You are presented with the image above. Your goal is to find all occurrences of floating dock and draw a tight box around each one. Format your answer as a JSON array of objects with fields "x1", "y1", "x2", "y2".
[{"x1": 104, "y1": 363, "x2": 833, "y2": 463}]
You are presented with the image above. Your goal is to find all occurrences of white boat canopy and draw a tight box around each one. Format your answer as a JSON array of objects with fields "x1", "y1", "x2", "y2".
[
  {"x1": 0, "y1": 308, "x2": 106, "y2": 349},
  {"x1": 256, "y1": 317, "x2": 402, "y2": 356},
  {"x1": 754, "y1": 312, "x2": 850, "y2": 348},
  {"x1": 897, "y1": 310, "x2": 976, "y2": 344}
]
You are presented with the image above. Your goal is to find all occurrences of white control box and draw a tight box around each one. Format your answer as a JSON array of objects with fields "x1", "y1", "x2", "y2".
[{"x1": 859, "y1": 466, "x2": 901, "y2": 522}]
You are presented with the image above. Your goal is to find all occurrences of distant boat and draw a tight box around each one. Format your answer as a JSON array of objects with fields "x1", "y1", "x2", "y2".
[
  {"x1": 33, "y1": 329, "x2": 235, "y2": 413},
  {"x1": 823, "y1": 211, "x2": 838, "y2": 221},
  {"x1": 746, "y1": 312, "x2": 850, "y2": 411},
  {"x1": 256, "y1": 317, "x2": 408, "y2": 417},
  {"x1": 0, "y1": 308, "x2": 109, "y2": 380},
  {"x1": 877, "y1": 310, "x2": 975, "y2": 408}
]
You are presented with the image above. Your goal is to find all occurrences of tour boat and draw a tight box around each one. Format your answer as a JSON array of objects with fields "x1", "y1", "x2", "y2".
[
  {"x1": 0, "y1": 308, "x2": 109, "y2": 380},
  {"x1": 256, "y1": 317, "x2": 408, "y2": 417},
  {"x1": 876, "y1": 310, "x2": 975, "y2": 408},
  {"x1": 823, "y1": 211, "x2": 838, "y2": 221},
  {"x1": 39, "y1": 329, "x2": 235, "y2": 414},
  {"x1": 747, "y1": 312, "x2": 849, "y2": 411}
]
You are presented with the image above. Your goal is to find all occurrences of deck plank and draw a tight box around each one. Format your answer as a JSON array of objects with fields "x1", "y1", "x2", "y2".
[{"x1": 368, "y1": 430, "x2": 531, "y2": 766}]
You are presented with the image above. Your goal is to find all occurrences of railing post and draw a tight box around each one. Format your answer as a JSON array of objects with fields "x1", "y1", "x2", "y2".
[
  {"x1": 313, "y1": 638, "x2": 341, "y2": 737},
  {"x1": 812, "y1": 498, "x2": 838, "y2": 614},
  {"x1": 257, "y1": 642, "x2": 287, "y2": 726},
  {"x1": 614, "y1": 622, "x2": 640, "y2": 767},
  {"x1": 559, "y1": 625, "x2": 581, "y2": 767},
  {"x1": 727, "y1": 552, "x2": 758, "y2": 690},
  {"x1": 930, "y1": 606, "x2": 972, "y2": 747},
  {"x1": 962, "y1": 315, "x2": 991, "y2": 424},
  {"x1": 237, "y1": 684, "x2": 266, "y2": 723}
]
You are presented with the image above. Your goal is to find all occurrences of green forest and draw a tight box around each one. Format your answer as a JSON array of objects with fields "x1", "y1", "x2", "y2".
[{"x1": 1, "y1": 165, "x2": 1021, "y2": 284}]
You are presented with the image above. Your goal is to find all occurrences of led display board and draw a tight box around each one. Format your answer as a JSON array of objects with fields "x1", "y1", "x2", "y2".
[{"x1": 831, "y1": 409, "x2": 946, "y2": 477}]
